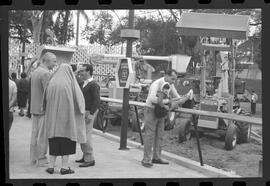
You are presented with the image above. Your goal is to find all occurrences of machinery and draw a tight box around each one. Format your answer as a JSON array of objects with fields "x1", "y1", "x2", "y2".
[
  {"x1": 175, "y1": 12, "x2": 251, "y2": 150},
  {"x1": 92, "y1": 53, "x2": 192, "y2": 132}
]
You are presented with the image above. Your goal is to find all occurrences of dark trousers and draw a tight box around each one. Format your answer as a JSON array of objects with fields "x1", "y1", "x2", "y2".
[
  {"x1": 9, "y1": 111, "x2": 14, "y2": 131},
  {"x1": 251, "y1": 102, "x2": 256, "y2": 115}
]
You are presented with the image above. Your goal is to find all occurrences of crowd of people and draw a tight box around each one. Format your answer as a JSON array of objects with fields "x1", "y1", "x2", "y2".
[
  {"x1": 8, "y1": 51, "x2": 195, "y2": 175},
  {"x1": 9, "y1": 52, "x2": 100, "y2": 175}
]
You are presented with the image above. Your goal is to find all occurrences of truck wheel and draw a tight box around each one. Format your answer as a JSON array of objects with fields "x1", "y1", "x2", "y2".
[
  {"x1": 131, "y1": 109, "x2": 145, "y2": 132},
  {"x1": 236, "y1": 122, "x2": 251, "y2": 144},
  {"x1": 177, "y1": 118, "x2": 192, "y2": 143},
  {"x1": 225, "y1": 123, "x2": 238, "y2": 150}
]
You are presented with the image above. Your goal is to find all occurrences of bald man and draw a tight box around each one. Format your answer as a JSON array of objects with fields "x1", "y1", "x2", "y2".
[{"x1": 30, "y1": 52, "x2": 57, "y2": 166}]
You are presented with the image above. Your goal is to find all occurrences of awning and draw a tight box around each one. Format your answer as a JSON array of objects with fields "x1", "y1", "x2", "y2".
[{"x1": 176, "y1": 12, "x2": 249, "y2": 40}]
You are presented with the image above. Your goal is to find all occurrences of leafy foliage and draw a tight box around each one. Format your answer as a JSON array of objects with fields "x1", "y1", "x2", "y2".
[
  {"x1": 9, "y1": 10, "x2": 33, "y2": 43},
  {"x1": 9, "y1": 10, "x2": 74, "y2": 45},
  {"x1": 81, "y1": 11, "x2": 113, "y2": 46},
  {"x1": 53, "y1": 10, "x2": 74, "y2": 45}
]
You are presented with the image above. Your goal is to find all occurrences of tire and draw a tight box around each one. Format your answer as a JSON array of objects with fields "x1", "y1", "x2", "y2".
[
  {"x1": 236, "y1": 122, "x2": 251, "y2": 144},
  {"x1": 177, "y1": 118, "x2": 192, "y2": 143},
  {"x1": 131, "y1": 109, "x2": 145, "y2": 132},
  {"x1": 225, "y1": 123, "x2": 238, "y2": 150}
]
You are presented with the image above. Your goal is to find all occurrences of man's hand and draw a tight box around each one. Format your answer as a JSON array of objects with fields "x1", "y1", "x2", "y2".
[
  {"x1": 170, "y1": 101, "x2": 179, "y2": 111},
  {"x1": 164, "y1": 105, "x2": 170, "y2": 111},
  {"x1": 85, "y1": 111, "x2": 94, "y2": 123},
  {"x1": 162, "y1": 99, "x2": 170, "y2": 104}
]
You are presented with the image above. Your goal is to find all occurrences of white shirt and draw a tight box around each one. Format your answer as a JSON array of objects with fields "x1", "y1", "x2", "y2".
[
  {"x1": 82, "y1": 77, "x2": 94, "y2": 88},
  {"x1": 145, "y1": 77, "x2": 180, "y2": 108},
  {"x1": 9, "y1": 79, "x2": 17, "y2": 112},
  {"x1": 251, "y1": 93, "x2": 258, "y2": 103}
]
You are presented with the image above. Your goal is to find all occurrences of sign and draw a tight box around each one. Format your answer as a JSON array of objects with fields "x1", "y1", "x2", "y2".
[{"x1": 115, "y1": 58, "x2": 135, "y2": 88}]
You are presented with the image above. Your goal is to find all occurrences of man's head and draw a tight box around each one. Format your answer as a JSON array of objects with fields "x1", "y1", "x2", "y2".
[
  {"x1": 164, "y1": 69, "x2": 178, "y2": 85},
  {"x1": 11, "y1": 72, "x2": 17, "y2": 80},
  {"x1": 21, "y1": 72, "x2": 27, "y2": 79},
  {"x1": 42, "y1": 52, "x2": 57, "y2": 70},
  {"x1": 78, "y1": 64, "x2": 93, "y2": 80},
  {"x1": 161, "y1": 83, "x2": 170, "y2": 96}
]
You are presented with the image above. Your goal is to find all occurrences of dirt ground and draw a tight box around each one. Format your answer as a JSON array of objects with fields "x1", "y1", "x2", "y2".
[{"x1": 104, "y1": 115, "x2": 262, "y2": 177}]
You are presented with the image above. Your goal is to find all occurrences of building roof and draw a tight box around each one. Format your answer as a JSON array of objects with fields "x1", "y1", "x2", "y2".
[{"x1": 176, "y1": 12, "x2": 249, "y2": 40}]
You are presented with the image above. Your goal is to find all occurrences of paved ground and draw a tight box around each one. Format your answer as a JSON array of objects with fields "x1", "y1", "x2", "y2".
[{"x1": 9, "y1": 113, "x2": 207, "y2": 179}]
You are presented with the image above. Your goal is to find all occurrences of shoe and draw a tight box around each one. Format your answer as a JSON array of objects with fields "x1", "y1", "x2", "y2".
[
  {"x1": 152, "y1": 159, "x2": 169, "y2": 164},
  {"x1": 26, "y1": 114, "x2": 31, "y2": 118},
  {"x1": 46, "y1": 168, "x2": 54, "y2": 174},
  {"x1": 79, "y1": 160, "x2": 95, "y2": 167},
  {"x1": 75, "y1": 158, "x2": 85, "y2": 163},
  {"x1": 60, "y1": 167, "x2": 74, "y2": 175},
  {"x1": 141, "y1": 161, "x2": 153, "y2": 168}
]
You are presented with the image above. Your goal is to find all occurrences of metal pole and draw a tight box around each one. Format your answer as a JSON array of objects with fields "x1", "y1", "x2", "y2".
[
  {"x1": 201, "y1": 50, "x2": 206, "y2": 97},
  {"x1": 134, "y1": 105, "x2": 144, "y2": 145},
  {"x1": 21, "y1": 41, "x2": 26, "y2": 72},
  {"x1": 119, "y1": 9, "x2": 135, "y2": 150},
  {"x1": 231, "y1": 39, "x2": 236, "y2": 96},
  {"x1": 193, "y1": 115, "x2": 203, "y2": 166}
]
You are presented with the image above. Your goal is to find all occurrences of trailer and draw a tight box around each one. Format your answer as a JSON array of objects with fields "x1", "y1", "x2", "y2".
[{"x1": 175, "y1": 12, "x2": 251, "y2": 150}]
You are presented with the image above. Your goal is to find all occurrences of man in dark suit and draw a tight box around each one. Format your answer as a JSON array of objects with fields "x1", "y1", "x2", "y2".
[{"x1": 76, "y1": 64, "x2": 100, "y2": 167}]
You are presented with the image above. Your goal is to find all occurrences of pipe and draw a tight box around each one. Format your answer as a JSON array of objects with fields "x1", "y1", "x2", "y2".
[{"x1": 100, "y1": 97, "x2": 262, "y2": 126}]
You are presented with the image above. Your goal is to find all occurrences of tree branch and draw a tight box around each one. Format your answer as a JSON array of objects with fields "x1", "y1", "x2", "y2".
[{"x1": 168, "y1": 9, "x2": 179, "y2": 22}]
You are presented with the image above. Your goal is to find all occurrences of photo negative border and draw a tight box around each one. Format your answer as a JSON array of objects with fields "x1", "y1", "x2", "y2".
[{"x1": 0, "y1": 0, "x2": 268, "y2": 186}]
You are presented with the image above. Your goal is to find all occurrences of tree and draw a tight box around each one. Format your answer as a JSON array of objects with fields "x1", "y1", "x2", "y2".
[
  {"x1": 9, "y1": 10, "x2": 75, "y2": 45},
  {"x1": 76, "y1": 10, "x2": 90, "y2": 46},
  {"x1": 53, "y1": 10, "x2": 74, "y2": 45},
  {"x1": 9, "y1": 10, "x2": 33, "y2": 44},
  {"x1": 81, "y1": 10, "x2": 113, "y2": 46}
]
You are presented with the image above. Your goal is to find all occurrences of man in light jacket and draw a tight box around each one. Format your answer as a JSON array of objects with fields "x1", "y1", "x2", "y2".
[
  {"x1": 30, "y1": 52, "x2": 56, "y2": 166},
  {"x1": 141, "y1": 69, "x2": 191, "y2": 168}
]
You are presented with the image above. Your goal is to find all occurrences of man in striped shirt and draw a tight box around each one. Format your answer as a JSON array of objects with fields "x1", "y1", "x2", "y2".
[{"x1": 141, "y1": 69, "x2": 191, "y2": 168}]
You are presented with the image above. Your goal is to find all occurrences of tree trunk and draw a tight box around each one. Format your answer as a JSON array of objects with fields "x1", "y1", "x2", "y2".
[
  {"x1": 21, "y1": 39, "x2": 26, "y2": 72},
  {"x1": 62, "y1": 11, "x2": 70, "y2": 45},
  {"x1": 40, "y1": 11, "x2": 50, "y2": 45},
  {"x1": 31, "y1": 11, "x2": 44, "y2": 44},
  {"x1": 76, "y1": 10, "x2": 80, "y2": 46}
]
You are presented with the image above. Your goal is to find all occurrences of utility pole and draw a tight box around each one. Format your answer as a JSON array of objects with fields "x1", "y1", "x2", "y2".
[{"x1": 119, "y1": 10, "x2": 138, "y2": 150}]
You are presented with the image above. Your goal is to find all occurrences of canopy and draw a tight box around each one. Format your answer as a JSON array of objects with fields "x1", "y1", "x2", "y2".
[{"x1": 176, "y1": 12, "x2": 249, "y2": 40}]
